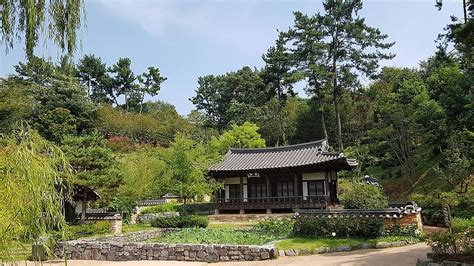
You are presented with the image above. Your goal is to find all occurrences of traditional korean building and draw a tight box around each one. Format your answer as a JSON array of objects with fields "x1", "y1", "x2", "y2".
[{"x1": 209, "y1": 139, "x2": 357, "y2": 214}]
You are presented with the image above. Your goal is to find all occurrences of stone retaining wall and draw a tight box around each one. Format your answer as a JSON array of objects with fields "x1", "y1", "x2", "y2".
[{"x1": 54, "y1": 240, "x2": 275, "y2": 262}]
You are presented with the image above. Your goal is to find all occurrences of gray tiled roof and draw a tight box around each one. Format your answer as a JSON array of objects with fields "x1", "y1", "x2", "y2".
[{"x1": 209, "y1": 139, "x2": 357, "y2": 172}]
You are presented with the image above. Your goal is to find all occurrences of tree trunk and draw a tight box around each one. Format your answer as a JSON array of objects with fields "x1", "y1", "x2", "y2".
[
  {"x1": 320, "y1": 109, "x2": 328, "y2": 140},
  {"x1": 81, "y1": 198, "x2": 87, "y2": 222},
  {"x1": 334, "y1": 98, "x2": 343, "y2": 151},
  {"x1": 332, "y1": 55, "x2": 343, "y2": 151}
]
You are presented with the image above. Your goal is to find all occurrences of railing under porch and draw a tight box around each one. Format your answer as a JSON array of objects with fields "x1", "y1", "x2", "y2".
[{"x1": 215, "y1": 195, "x2": 328, "y2": 210}]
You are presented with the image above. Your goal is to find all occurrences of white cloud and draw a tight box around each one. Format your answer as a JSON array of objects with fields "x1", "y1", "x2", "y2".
[{"x1": 99, "y1": 0, "x2": 276, "y2": 52}]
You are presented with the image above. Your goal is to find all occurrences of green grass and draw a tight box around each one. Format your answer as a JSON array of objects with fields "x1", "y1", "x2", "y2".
[
  {"x1": 122, "y1": 223, "x2": 154, "y2": 233},
  {"x1": 276, "y1": 236, "x2": 420, "y2": 251},
  {"x1": 2, "y1": 241, "x2": 32, "y2": 261},
  {"x1": 208, "y1": 222, "x2": 256, "y2": 229},
  {"x1": 149, "y1": 228, "x2": 275, "y2": 245}
]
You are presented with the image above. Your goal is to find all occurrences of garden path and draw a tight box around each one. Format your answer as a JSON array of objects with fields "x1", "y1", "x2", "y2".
[{"x1": 33, "y1": 243, "x2": 430, "y2": 266}]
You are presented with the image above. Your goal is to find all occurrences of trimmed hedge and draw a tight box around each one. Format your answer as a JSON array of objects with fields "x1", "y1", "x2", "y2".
[
  {"x1": 140, "y1": 203, "x2": 180, "y2": 214},
  {"x1": 151, "y1": 215, "x2": 208, "y2": 228},
  {"x1": 293, "y1": 215, "x2": 384, "y2": 239},
  {"x1": 177, "y1": 203, "x2": 214, "y2": 215}
]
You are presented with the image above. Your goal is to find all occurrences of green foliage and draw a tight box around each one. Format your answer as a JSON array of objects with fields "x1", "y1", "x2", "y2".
[
  {"x1": 97, "y1": 104, "x2": 192, "y2": 145},
  {"x1": 191, "y1": 66, "x2": 269, "y2": 129},
  {"x1": 293, "y1": 216, "x2": 385, "y2": 239},
  {"x1": 1, "y1": 0, "x2": 84, "y2": 58},
  {"x1": 150, "y1": 215, "x2": 208, "y2": 228},
  {"x1": 140, "y1": 203, "x2": 180, "y2": 214},
  {"x1": 116, "y1": 147, "x2": 168, "y2": 200},
  {"x1": 106, "y1": 197, "x2": 137, "y2": 223},
  {"x1": 0, "y1": 128, "x2": 70, "y2": 261},
  {"x1": 452, "y1": 217, "x2": 474, "y2": 233},
  {"x1": 61, "y1": 132, "x2": 123, "y2": 202},
  {"x1": 155, "y1": 228, "x2": 273, "y2": 245},
  {"x1": 0, "y1": 80, "x2": 33, "y2": 134},
  {"x1": 210, "y1": 122, "x2": 266, "y2": 155},
  {"x1": 177, "y1": 203, "x2": 215, "y2": 216},
  {"x1": 427, "y1": 229, "x2": 474, "y2": 257},
  {"x1": 66, "y1": 221, "x2": 111, "y2": 240},
  {"x1": 340, "y1": 183, "x2": 388, "y2": 209},
  {"x1": 160, "y1": 135, "x2": 221, "y2": 202},
  {"x1": 254, "y1": 219, "x2": 294, "y2": 239}
]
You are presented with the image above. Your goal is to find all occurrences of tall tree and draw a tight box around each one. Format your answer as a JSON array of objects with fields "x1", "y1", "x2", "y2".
[
  {"x1": 61, "y1": 131, "x2": 123, "y2": 207},
  {"x1": 1, "y1": 0, "x2": 84, "y2": 59},
  {"x1": 160, "y1": 135, "x2": 220, "y2": 203},
  {"x1": 109, "y1": 58, "x2": 137, "y2": 111},
  {"x1": 77, "y1": 54, "x2": 112, "y2": 103},
  {"x1": 286, "y1": 0, "x2": 394, "y2": 151},
  {"x1": 137, "y1": 67, "x2": 167, "y2": 113},
  {"x1": 191, "y1": 66, "x2": 268, "y2": 129}
]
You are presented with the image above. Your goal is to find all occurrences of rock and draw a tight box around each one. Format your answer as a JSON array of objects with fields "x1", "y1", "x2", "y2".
[
  {"x1": 417, "y1": 258, "x2": 432, "y2": 266},
  {"x1": 375, "y1": 242, "x2": 391, "y2": 249},
  {"x1": 278, "y1": 250, "x2": 286, "y2": 257},
  {"x1": 336, "y1": 245, "x2": 351, "y2": 252},
  {"x1": 426, "y1": 252, "x2": 435, "y2": 259},
  {"x1": 261, "y1": 251, "x2": 270, "y2": 259},
  {"x1": 442, "y1": 261, "x2": 462, "y2": 266},
  {"x1": 285, "y1": 250, "x2": 297, "y2": 256}
]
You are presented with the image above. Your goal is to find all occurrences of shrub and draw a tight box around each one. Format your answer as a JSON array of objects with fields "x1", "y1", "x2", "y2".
[
  {"x1": 141, "y1": 203, "x2": 180, "y2": 214},
  {"x1": 150, "y1": 215, "x2": 208, "y2": 228},
  {"x1": 293, "y1": 215, "x2": 384, "y2": 238},
  {"x1": 340, "y1": 183, "x2": 388, "y2": 209},
  {"x1": 452, "y1": 217, "x2": 474, "y2": 232},
  {"x1": 426, "y1": 229, "x2": 474, "y2": 257},
  {"x1": 66, "y1": 221, "x2": 111, "y2": 239},
  {"x1": 383, "y1": 224, "x2": 422, "y2": 237},
  {"x1": 177, "y1": 203, "x2": 214, "y2": 215},
  {"x1": 254, "y1": 218, "x2": 294, "y2": 239}
]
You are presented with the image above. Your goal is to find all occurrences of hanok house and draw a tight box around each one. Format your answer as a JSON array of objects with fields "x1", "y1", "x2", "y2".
[{"x1": 209, "y1": 140, "x2": 357, "y2": 214}]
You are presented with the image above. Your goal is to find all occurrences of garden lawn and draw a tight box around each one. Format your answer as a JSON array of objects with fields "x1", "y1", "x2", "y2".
[
  {"x1": 208, "y1": 222, "x2": 256, "y2": 230},
  {"x1": 277, "y1": 236, "x2": 420, "y2": 251},
  {"x1": 149, "y1": 228, "x2": 275, "y2": 245},
  {"x1": 122, "y1": 223, "x2": 154, "y2": 233}
]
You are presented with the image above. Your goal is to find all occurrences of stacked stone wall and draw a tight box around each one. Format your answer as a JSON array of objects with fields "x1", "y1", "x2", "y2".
[{"x1": 54, "y1": 241, "x2": 275, "y2": 262}]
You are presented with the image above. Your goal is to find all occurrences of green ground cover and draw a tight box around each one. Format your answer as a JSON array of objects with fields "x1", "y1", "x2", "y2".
[
  {"x1": 276, "y1": 236, "x2": 420, "y2": 251},
  {"x1": 150, "y1": 228, "x2": 274, "y2": 245}
]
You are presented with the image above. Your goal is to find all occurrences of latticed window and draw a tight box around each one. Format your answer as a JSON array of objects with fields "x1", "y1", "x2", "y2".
[
  {"x1": 276, "y1": 182, "x2": 294, "y2": 197},
  {"x1": 249, "y1": 183, "x2": 267, "y2": 198},
  {"x1": 228, "y1": 184, "x2": 240, "y2": 198},
  {"x1": 307, "y1": 180, "x2": 325, "y2": 196}
]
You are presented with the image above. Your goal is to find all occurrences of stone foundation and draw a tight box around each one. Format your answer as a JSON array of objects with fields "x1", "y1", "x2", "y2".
[{"x1": 54, "y1": 240, "x2": 275, "y2": 262}]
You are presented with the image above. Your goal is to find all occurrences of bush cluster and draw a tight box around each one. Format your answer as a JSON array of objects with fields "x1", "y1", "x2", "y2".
[
  {"x1": 254, "y1": 218, "x2": 294, "y2": 239},
  {"x1": 452, "y1": 217, "x2": 474, "y2": 233},
  {"x1": 293, "y1": 215, "x2": 384, "y2": 238},
  {"x1": 141, "y1": 203, "x2": 180, "y2": 214},
  {"x1": 150, "y1": 215, "x2": 208, "y2": 228},
  {"x1": 427, "y1": 229, "x2": 474, "y2": 257},
  {"x1": 340, "y1": 183, "x2": 388, "y2": 209},
  {"x1": 64, "y1": 221, "x2": 111, "y2": 240},
  {"x1": 177, "y1": 203, "x2": 214, "y2": 215}
]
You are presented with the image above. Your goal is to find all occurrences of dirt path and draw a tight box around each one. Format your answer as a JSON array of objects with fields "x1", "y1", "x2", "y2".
[{"x1": 33, "y1": 243, "x2": 430, "y2": 266}]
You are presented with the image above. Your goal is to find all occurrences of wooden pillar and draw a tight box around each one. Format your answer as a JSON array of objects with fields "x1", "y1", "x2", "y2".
[
  {"x1": 240, "y1": 176, "x2": 244, "y2": 214},
  {"x1": 294, "y1": 173, "x2": 298, "y2": 196},
  {"x1": 324, "y1": 171, "x2": 330, "y2": 209},
  {"x1": 266, "y1": 175, "x2": 270, "y2": 197}
]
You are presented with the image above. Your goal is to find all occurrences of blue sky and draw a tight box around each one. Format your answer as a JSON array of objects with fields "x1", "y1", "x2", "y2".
[{"x1": 0, "y1": 0, "x2": 461, "y2": 115}]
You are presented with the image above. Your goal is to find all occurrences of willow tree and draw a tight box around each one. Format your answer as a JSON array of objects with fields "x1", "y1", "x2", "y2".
[
  {"x1": 1, "y1": 0, "x2": 85, "y2": 59},
  {"x1": 0, "y1": 127, "x2": 71, "y2": 261},
  {"x1": 286, "y1": 0, "x2": 394, "y2": 151}
]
